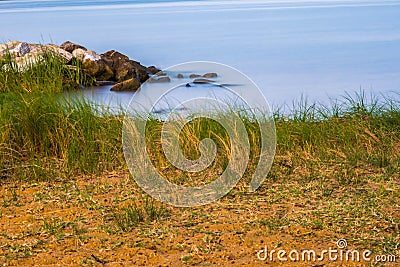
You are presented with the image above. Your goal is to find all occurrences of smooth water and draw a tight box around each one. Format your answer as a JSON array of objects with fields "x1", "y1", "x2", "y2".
[{"x1": 1, "y1": 0, "x2": 399, "y2": 109}]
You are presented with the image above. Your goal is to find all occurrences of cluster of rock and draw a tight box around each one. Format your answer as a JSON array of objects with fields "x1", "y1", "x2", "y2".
[
  {"x1": 0, "y1": 41, "x2": 161, "y2": 91},
  {"x1": 0, "y1": 41, "x2": 221, "y2": 92}
]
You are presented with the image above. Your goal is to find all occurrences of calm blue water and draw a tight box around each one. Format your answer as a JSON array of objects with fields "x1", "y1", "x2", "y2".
[{"x1": 1, "y1": 0, "x2": 399, "y2": 108}]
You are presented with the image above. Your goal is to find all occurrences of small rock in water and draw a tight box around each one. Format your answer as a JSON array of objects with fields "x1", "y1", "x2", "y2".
[
  {"x1": 177, "y1": 74, "x2": 184, "y2": 78},
  {"x1": 189, "y1": 74, "x2": 201, "y2": 78},
  {"x1": 203, "y1": 72, "x2": 218, "y2": 78},
  {"x1": 148, "y1": 76, "x2": 171, "y2": 83},
  {"x1": 185, "y1": 83, "x2": 191, "y2": 87},
  {"x1": 193, "y1": 78, "x2": 215, "y2": 84}
]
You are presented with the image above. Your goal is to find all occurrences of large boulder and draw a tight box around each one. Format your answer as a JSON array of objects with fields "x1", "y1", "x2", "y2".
[
  {"x1": 82, "y1": 60, "x2": 114, "y2": 81},
  {"x1": 72, "y1": 49, "x2": 113, "y2": 80},
  {"x1": 44, "y1": 44, "x2": 73, "y2": 63},
  {"x1": 101, "y1": 50, "x2": 150, "y2": 83},
  {"x1": 60, "y1": 41, "x2": 87, "y2": 53},
  {"x1": 110, "y1": 78, "x2": 140, "y2": 91},
  {"x1": 72, "y1": 49, "x2": 101, "y2": 62}
]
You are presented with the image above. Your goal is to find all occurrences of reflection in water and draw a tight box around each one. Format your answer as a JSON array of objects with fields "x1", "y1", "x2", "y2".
[{"x1": 65, "y1": 62, "x2": 270, "y2": 116}]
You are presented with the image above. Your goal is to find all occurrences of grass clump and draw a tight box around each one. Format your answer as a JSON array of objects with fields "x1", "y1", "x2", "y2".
[
  {"x1": 0, "y1": 93, "x2": 124, "y2": 181},
  {"x1": 0, "y1": 48, "x2": 91, "y2": 94},
  {"x1": 112, "y1": 197, "x2": 169, "y2": 231}
]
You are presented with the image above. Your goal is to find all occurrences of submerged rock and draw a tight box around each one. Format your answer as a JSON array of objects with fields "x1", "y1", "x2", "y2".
[
  {"x1": 203, "y1": 72, "x2": 218, "y2": 78},
  {"x1": 110, "y1": 78, "x2": 140, "y2": 91},
  {"x1": 193, "y1": 78, "x2": 215, "y2": 84},
  {"x1": 189, "y1": 74, "x2": 201, "y2": 78},
  {"x1": 148, "y1": 76, "x2": 171, "y2": 83}
]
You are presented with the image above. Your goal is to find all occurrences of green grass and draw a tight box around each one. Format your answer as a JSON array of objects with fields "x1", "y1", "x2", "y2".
[
  {"x1": 111, "y1": 197, "x2": 169, "y2": 232},
  {"x1": 0, "y1": 56, "x2": 399, "y2": 265},
  {"x1": 0, "y1": 47, "x2": 91, "y2": 94},
  {"x1": 1, "y1": 54, "x2": 398, "y2": 185},
  {"x1": 0, "y1": 92, "x2": 125, "y2": 181},
  {"x1": 0, "y1": 85, "x2": 399, "y2": 186}
]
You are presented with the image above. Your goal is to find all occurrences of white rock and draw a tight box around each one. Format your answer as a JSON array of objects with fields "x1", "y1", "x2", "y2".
[
  {"x1": 72, "y1": 48, "x2": 86, "y2": 61},
  {"x1": 4, "y1": 41, "x2": 20, "y2": 51},
  {"x1": 0, "y1": 41, "x2": 21, "y2": 57},
  {"x1": 72, "y1": 48, "x2": 101, "y2": 62},
  {"x1": 0, "y1": 44, "x2": 8, "y2": 56},
  {"x1": 0, "y1": 41, "x2": 33, "y2": 57},
  {"x1": 44, "y1": 44, "x2": 73, "y2": 62}
]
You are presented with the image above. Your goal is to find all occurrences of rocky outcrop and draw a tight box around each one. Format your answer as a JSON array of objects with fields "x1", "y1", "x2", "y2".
[{"x1": 0, "y1": 41, "x2": 163, "y2": 91}]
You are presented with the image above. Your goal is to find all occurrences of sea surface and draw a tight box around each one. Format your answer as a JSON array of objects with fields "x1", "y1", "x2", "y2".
[{"x1": 1, "y1": 0, "x2": 399, "y2": 110}]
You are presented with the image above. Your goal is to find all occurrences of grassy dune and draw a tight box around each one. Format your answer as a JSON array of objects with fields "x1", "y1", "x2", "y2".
[{"x1": 0, "y1": 58, "x2": 399, "y2": 265}]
